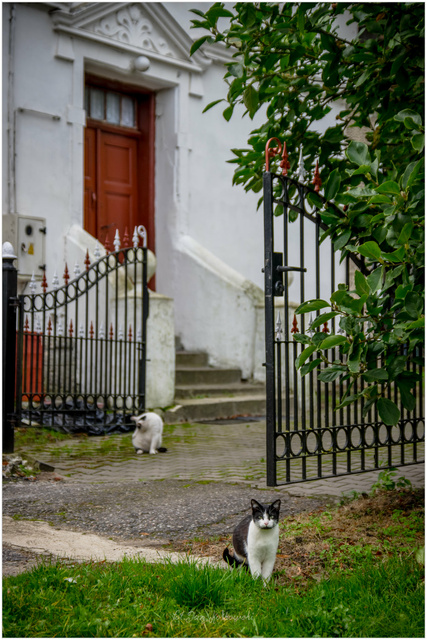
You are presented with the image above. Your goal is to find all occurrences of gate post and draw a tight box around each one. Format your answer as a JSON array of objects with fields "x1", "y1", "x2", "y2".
[
  {"x1": 263, "y1": 172, "x2": 277, "y2": 486},
  {"x1": 2, "y1": 242, "x2": 18, "y2": 453}
]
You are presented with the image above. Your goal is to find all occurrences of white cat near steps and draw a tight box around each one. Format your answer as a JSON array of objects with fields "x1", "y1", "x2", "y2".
[{"x1": 131, "y1": 412, "x2": 165, "y2": 454}]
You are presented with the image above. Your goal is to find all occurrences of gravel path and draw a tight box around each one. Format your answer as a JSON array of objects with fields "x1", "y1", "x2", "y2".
[
  {"x1": 3, "y1": 478, "x2": 327, "y2": 543},
  {"x1": 2, "y1": 476, "x2": 329, "y2": 576}
]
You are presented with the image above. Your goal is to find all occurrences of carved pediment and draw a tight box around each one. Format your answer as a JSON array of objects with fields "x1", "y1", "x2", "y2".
[
  {"x1": 51, "y1": 2, "x2": 210, "y2": 70},
  {"x1": 84, "y1": 4, "x2": 176, "y2": 58}
]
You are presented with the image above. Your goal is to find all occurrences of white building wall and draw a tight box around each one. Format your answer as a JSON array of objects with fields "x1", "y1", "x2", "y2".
[{"x1": 3, "y1": 2, "x2": 355, "y2": 404}]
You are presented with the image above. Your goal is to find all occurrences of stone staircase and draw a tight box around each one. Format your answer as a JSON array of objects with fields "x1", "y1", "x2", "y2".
[{"x1": 162, "y1": 350, "x2": 266, "y2": 423}]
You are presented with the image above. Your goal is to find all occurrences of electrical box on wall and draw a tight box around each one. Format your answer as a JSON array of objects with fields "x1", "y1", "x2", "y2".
[{"x1": 2, "y1": 214, "x2": 47, "y2": 279}]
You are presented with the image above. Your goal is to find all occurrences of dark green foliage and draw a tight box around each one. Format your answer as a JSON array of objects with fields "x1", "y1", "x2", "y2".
[{"x1": 191, "y1": 3, "x2": 424, "y2": 423}]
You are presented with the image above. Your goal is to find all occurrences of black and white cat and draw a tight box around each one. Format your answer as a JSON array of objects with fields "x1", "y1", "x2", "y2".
[
  {"x1": 223, "y1": 499, "x2": 281, "y2": 581},
  {"x1": 131, "y1": 412, "x2": 165, "y2": 454}
]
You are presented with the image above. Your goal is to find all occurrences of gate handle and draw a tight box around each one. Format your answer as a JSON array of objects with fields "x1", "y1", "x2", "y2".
[{"x1": 276, "y1": 266, "x2": 307, "y2": 273}]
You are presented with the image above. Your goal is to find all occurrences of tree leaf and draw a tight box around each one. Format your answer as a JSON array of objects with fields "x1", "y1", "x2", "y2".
[
  {"x1": 375, "y1": 181, "x2": 401, "y2": 195},
  {"x1": 318, "y1": 366, "x2": 347, "y2": 382},
  {"x1": 295, "y1": 299, "x2": 330, "y2": 314},
  {"x1": 354, "y1": 270, "x2": 370, "y2": 296},
  {"x1": 377, "y1": 397, "x2": 401, "y2": 426},
  {"x1": 202, "y1": 99, "x2": 224, "y2": 113},
  {"x1": 310, "y1": 311, "x2": 339, "y2": 330},
  {"x1": 346, "y1": 141, "x2": 371, "y2": 166},
  {"x1": 366, "y1": 266, "x2": 383, "y2": 293},
  {"x1": 295, "y1": 345, "x2": 317, "y2": 370},
  {"x1": 300, "y1": 358, "x2": 322, "y2": 376},
  {"x1": 190, "y1": 36, "x2": 212, "y2": 56},
  {"x1": 243, "y1": 85, "x2": 259, "y2": 117},
  {"x1": 358, "y1": 241, "x2": 382, "y2": 261},
  {"x1": 411, "y1": 133, "x2": 424, "y2": 151},
  {"x1": 324, "y1": 168, "x2": 341, "y2": 201},
  {"x1": 363, "y1": 368, "x2": 389, "y2": 382},
  {"x1": 397, "y1": 222, "x2": 414, "y2": 245},
  {"x1": 319, "y1": 334, "x2": 348, "y2": 350},
  {"x1": 394, "y1": 109, "x2": 422, "y2": 128},
  {"x1": 401, "y1": 158, "x2": 424, "y2": 190}
]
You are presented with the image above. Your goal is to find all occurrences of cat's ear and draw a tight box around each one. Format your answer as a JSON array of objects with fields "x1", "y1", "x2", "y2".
[
  {"x1": 270, "y1": 499, "x2": 281, "y2": 513},
  {"x1": 251, "y1": 499, "x2": 263, "y2": 510}
]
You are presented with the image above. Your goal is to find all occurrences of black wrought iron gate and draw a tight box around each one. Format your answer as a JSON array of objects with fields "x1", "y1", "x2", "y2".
[
  {"x1": 263, "y1": 140, "x2": 424, "y2": 486},
  {"x1": 13, "y1": 228, "x2": 149, "y2": 436}
]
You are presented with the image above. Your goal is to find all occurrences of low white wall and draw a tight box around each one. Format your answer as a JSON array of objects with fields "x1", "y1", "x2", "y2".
[
  {"x1": 174, "y1": 234, "x2": 263, "y2": 379},
  {"x1": 146, "y1": 291, "x2": 175, "y2": 409}
]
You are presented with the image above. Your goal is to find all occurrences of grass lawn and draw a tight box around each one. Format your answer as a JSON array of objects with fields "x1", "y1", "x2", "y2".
[{"x1": 3, "y1": 483, "x2": 424, "y2": 638}]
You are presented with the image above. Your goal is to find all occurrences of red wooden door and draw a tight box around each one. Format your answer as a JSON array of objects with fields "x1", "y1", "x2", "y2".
[
  {"x1": 83, "y1": 84, "x2": 155, "y2": 257},
  {"x1": 99, "y1": 131, "x2": 138, "y2": 245},
  {"x1": 84, "y1": 128, "x2": 138, "y2": 246}
]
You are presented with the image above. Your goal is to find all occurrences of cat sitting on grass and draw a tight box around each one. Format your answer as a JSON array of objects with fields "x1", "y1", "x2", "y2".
[
  {"x1": 223, "y1": 499, "x2": 281, "y2": 582},
  {"x1": 131, "y1": 412, "x2": 166, "y2": 454}
]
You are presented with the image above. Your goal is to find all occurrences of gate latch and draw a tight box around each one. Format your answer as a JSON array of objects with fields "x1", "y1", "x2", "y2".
[
  {"x1": 273, "y1": 253, "x2": 284, "y2": 296},
  {"x1": 273, "y1": 253, "x2": 307, "y2": 296}
]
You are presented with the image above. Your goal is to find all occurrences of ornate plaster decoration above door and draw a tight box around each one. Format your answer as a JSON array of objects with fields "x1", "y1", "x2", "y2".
[{"x1": 50, "y1": 2, "x2": 211, "y2": 73}]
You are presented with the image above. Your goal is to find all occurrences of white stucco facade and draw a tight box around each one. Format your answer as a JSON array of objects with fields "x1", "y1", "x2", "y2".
[{"x1": 3, "y1": 2, "x2": 353, "y2": 406}]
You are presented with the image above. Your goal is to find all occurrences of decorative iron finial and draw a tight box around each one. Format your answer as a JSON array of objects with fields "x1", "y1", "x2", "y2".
[
  {"x1": 35, "y1": 316, "x2": 42, "y2": 334},
  {"x1": 275, "y1": 312, "x2": 283, "y2": 341},
  {"x1": 322, "y1": 322, "x2": 330, "y2": 334},
  {"x1": 29, "y1": 272, "x2": 37, "y2": 295},
  {"x1": 42, "y1": 272, "x2": 48, "y2": 293},
  {"x1": 118, "y1": 325, "x2": 124, "y2": 340},
  {"x1": 58, "y1": 320, "x2": 64, "y2": 336},
  {"x1": 84, "y1": 250, "x2": 90, "y2": 271},
  {"x1": 63, "y1": 263, "x2": 70, "y2": 285},
  {"x1": 113, "y1": 229, "x2": 121, "y2": 252},
  {"x1": 291, "y1": 314, "x2": 299, "y2": 334},
  {"x1": 313, "y1": 159, "x2": 322, "y2": 193},
  {"x1": 89, "y1": 321, "x2": 94, "y2": 339},
  {"x1": 47, "y1": 317, "x2": 53, "y2": 336},
  {"x1": 24, "y1": 316, "x2": 30, "y2": 332},
  {"x1": 123, "y1": 227, "x2": 130, "y2": 247},
  {"x1": 128, "y1": 325, "x2": 133, "y2": 342},
  {"x1": 99, "y1": 323, "x2": 105, "y2": 339},
  {"x1": 137, "y1": 225, "x2": 147, "y2": 248},
  {"x1": 280, "y1": 143, "x2": 291, "y2": 176},
  {"x1": 94, "y1": 241, "x2": 101, "y2": 260},
  {"x1": 296, "y1": 148, "x2": 306, "y2": 182},
  {"x1": 68, "y1": 320, "x2": 74, "y2": 337},
  {"x1": 265, "y1": 137, "x2": 282, "y2": 172},
  {"x1": 109, "y1": 323, "x2": 114, "y2": 340},
  {"x1": 78, "y1": 323, "x2": 84, "y2": 338},
  {"x1": 132, "y1": 227, "x2": 139, "y2": 248}
]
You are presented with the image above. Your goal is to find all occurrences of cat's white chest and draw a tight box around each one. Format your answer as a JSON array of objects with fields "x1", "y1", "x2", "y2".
[{"x1": 246, "y1": 520, "x2": 279, "y2": 562}]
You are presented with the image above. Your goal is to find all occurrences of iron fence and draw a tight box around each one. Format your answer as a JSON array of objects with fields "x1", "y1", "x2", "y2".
[{"x1": 4, "y1": 227, "x2": 149, "y2": 448}]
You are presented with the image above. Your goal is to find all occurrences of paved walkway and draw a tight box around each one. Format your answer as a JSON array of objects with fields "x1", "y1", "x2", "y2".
[{"x1": 26, "y1": 419, "x2": 424, "y2": 498}]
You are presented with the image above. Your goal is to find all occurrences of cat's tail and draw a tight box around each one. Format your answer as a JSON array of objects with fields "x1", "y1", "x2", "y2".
[{"x1": 223, "y1": 548, "x2": 248, "y2": 571}]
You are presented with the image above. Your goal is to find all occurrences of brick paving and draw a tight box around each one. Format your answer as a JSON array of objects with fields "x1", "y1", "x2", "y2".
[{"x1": 36, "y1": 420, "x2": 424, "y2": 498}]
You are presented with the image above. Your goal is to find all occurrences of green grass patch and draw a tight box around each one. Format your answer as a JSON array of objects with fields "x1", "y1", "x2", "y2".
[{"x1": 3, "y1": 550, "x2": 424, "y2": 638}]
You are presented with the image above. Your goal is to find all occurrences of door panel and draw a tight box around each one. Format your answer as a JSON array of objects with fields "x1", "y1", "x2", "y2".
[{"x1": 98, "y1": 131, "x2": 138, "y2": 245}]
